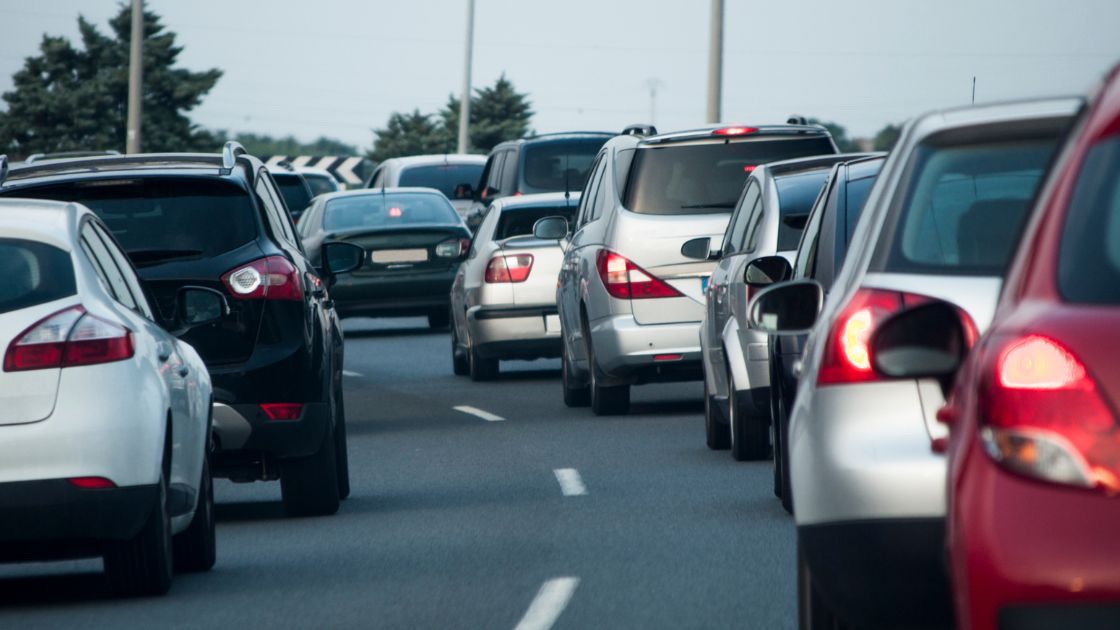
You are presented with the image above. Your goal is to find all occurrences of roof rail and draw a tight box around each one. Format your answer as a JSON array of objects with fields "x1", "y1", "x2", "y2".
[
  {"x1": 25, "y1": 150, "x2": 121, "y2": 164},
  {"x1": 786, "y1": 115, "x2": 809, "y2": 125},
  {"x1": 0, "y1": 154, "x2": 7, "y2": 187},
  {"x1": 622, "y1": 124, "x2": 658, "y2": 137},
  {"x1": 221, "y1": 141, "x2": 247, "y2": 174}
]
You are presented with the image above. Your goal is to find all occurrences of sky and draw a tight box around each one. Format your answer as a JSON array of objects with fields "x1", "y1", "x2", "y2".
[{"x1": 2, "y1": 0, "x2": 1119, "y2": 153}]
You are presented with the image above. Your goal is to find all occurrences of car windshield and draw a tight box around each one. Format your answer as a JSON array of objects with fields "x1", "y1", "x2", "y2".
[
  {"x1": 12, "y1": 179, "x2": 259, "y2": 262},
  {"x1": 879, "y1": 137, "x2": 1059, "y2": 275},
  {"x1": 273, "y1": 173, "x2": 312, "y2": 214},
  {"x1": 520, "y1": 139, "x2": 608, "y2": 195},
  {"x1": 323, "y1": 193, "x2": 460, "y2": 231},
  {"x1": 1059, "y1": 136, "x2": 1120, "y2": 303},
  {"x1": 0, "y1": 239, "x2": 76, "y2": 315},
  {"x1": 624, "y1": 136, "x2": 836, "y2": 215},
  {"x1": 495, "y1": 204, "x2": 578, "y2": 240},
  {"x1": 398, "y1": 163, "x2": 484, "y2": 199},
  {"x1": 775, "y1": 168, "x2": 832, "y2": 250}
]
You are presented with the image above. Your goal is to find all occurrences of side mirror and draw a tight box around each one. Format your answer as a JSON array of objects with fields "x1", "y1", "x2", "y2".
[
  {"x1": 322, "y1": 241, "x2": 364, "y2": 276},
  {"x1": 681, "y1": 237, "x2": 721, "y2": 261},
  {"x1": 747, "y1": 280, "x2": 823, "y2": 335},
  {"x1": 533, "y1": 216, "x2": 569, "y2": 240},
  {"x1": 744, "y1": 255, "x2": 792, "y2": 287},
  {"x1": 175, "y1": 286, "x2": 229, "y2": 333},
  {"x1": 870, "y1": 301, "x2": 969, "y2": 392}
]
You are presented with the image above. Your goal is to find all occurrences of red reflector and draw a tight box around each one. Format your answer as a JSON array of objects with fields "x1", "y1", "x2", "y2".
[
  {"x1": 260, "y1": 403, "x2": 304, "y2": 421},
  {"x1": 68, "y1": 477, "x2": 116, "y2": 489},
  {"x1": 654, "y1": 354, "x2": 683, "y2": 362},
  {"x1": 713, "y1": 126, "x2": 758, "y2": 136}
]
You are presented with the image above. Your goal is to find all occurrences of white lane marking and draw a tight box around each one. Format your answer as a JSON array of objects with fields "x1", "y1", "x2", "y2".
[
  {"x1": 453, "y1": 405, "x2": 506, "y2": 422},
  {"x1": 342, "y1": 370, "x2": 363, "y2": 378},
  {"x1": 513, "y1": 577, "x2": 580, "y2": 630},
  {"x1": 553, "y1": 468, "x2": 587, "y2": 496}
]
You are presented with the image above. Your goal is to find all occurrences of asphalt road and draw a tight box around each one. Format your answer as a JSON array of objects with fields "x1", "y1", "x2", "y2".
[{"x1": 0, "y1": 317, "x2": 798, "y2": 629}]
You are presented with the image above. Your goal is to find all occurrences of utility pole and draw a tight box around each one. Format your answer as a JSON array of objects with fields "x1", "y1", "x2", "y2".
[
  {"x1": 456, "y1": 0, "x2": 475, "y2": 155},
  {"x1": 646, "y1": 78, "x2": 663, "y2": 125},
  {"x1": 705, "y1": 0, "x2": 723, "y2": 124},
  {"x1": 972, "y1": 76, "x2": 977, "y2": 104},
  {"x1": 126, "y1": 0, "x2": 143, "y2": 154}
]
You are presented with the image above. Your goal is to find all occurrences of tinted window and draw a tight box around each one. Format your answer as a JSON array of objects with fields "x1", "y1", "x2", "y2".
[
  {"x1": 324, "y1": 193, "x2": 459, "y2": 230},
  {"x1": 881, "y1": 138, "x2": 1059, "y2": 274},
  {"x1": 16, "y1": 179, "x2": 258, "y2": 264},
  {"x1": 495, "y1": 205, "x2": 578, "y2": 240},
  {"x1": 0, "y1": 239, "x2": 76, "y2": 314},
  {"x1": 303, "y1": 173, "x2": 339, "y2": 197},
  {"x1": 273, "y1": 173, "x2": 312, "y2": 214},
  {"x1": 398, "y1": 163, "x2": 485, "y2": 200},
  {"x1": 775, "y1": 169, "x2": 831, "y2": 250},
  {"x1": 1059, "y1": 137, "x2": 1120, "y2": 303},
  {"x1": 724, "y1": 181, "x2": 759, "y2": 254},
  {"x1": 624, "y1": 136, "x2": 836, "y2": 215},
  {"x1": 520, "y1": 138, "x2": 608, "y2": 195},
  {"x1": 844, "y1": 175, "x2": 876, "y2": 241}
]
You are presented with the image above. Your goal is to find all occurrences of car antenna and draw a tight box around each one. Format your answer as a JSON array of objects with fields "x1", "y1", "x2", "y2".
[{"x1": 563, "y1": 152, "x2": 570, "y2": 201}]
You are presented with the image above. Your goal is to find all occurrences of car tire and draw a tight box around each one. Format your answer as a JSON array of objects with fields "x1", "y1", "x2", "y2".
[
  {"x1": 586, "y1": 329, "x2": 629, "y2": 416},
  {"x1": 704, "y1": 376, "x2": 730, "y2": 450},
  {"x1": 427, "y1": 310, "x2": 450, "y2": 329},
  {"x1": 280, "y1": 423, "x2": 341, "y2": 517},
  {"x1": 468, "y1": 336, "x2": 499, "y2": 381},
  {"x1": 104, "y1": 470, "x2": 173, "y2": 596},
  {"x1": 561, "y1": 340, "x2": 590, "y2": 407},
  {"x1": 451, "y1": 316, "x2": 469, "y2": 376},
  {"x1": 172, "y1": 457, "x2": 216, "y2": 573},
  {"x1": 727, "y1": 361, "x2": 770, "y2": 462},
  {"x1": 798, "y1": 541, "x2": 847, "y2": 629},
  {"x1": 334, "y1": 381, "x2": 351, "y2": 501}
]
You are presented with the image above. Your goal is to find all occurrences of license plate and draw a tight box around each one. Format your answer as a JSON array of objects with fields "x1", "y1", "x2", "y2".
[
  {"x1": 701, "y1": 275, "x2": 711, "y2": 292},
  {"x1": 371, "y1": 249, "x2": 428, "y2": 264},
  {"x1": 544, "y1": 314, "x2": 561, "y2": 334}
]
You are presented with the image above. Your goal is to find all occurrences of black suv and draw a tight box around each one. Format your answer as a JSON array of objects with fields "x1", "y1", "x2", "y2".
[
  {"x1": 0, "y1": 142, "x2": 363, "y2": 516},
  {"x1": 466, "y1": 131, "x2": 613, "y2": 229}
]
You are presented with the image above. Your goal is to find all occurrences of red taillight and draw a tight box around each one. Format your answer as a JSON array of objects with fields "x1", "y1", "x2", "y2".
[
  {"x1": 221, "y1": 256, "x2": 302, "y2": 301},
  {"x1": 595, "y1": 250, "x2": 683, "y2": 300},
  {"x1": 68, "y1": 476, "x2": 116, "y2": 489},
  {"x1": 4, "y1": 306, "x2": 134, "y2": 372},
  {"x1": 713, "y1": 126, "x2": 758, "y2": 136},
  {"x1": 260, "y1": 403, "x2": 304, "y2": 421},
  {"x1": 743, "y1": 165, "x2": 756, "y2": 173},
  {"x1": 654, "y1": 354, "x2": 683, "y2": 362},
  {"x1": 979, "y1": 335, "x2": 1120, "y2": 492},
  {"x1": 485, "y1": 254, "x2": 534, "y2": 283}
]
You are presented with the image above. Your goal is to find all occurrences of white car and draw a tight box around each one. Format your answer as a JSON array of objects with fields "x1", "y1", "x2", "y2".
[{"x1": 0, "y1": 196, "x2": 220, "y2": 596}]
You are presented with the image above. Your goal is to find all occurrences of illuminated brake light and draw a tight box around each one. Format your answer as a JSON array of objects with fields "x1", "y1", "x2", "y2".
[
  {"x1": 713, "y1": 126, "x2": 758, "y2": 136},
  {"x1": 743, "y1": 165, "x2": 756, "y2": 173},
  {"x1": 68, "y1": 477, "x2": 116, "y2": 489},
  {"x1": 998, "y1": 336, "x2": 1085, "y2": 390},
  {"x1": 4, "y1": 306, "x2": 134, "y2": 372},
  {"x1": 222, "y1": 256, "x2": 302, "y2": 301},
  {"x1": 595, "y1": 250, "x2": 683, "y2": 300},
  {"x1": 485, "y1": 254, "x2": 534, "y2": 283},
  {"x1": 389, "y1": 207, "x2": 403, "y2": 218},
  {"x1": 260, "y1": 403, "x2": 304, "y2": 421}
]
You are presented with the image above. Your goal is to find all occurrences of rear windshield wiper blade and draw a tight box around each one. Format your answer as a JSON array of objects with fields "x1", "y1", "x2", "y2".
[
  {"x1": 679, "y1": 202, "x2": 737, "y2": 209},
  {"x1": 128, "y1": 248, "x2": 204, "y2": 266}
]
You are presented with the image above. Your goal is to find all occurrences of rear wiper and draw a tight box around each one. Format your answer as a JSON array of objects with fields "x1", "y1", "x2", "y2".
[
  {"x1": 679, "y1": 202, "x2": 736, "y2": 209},
  {"x1": 128, "y1": 248, "x2": 204, "y2": 266}
]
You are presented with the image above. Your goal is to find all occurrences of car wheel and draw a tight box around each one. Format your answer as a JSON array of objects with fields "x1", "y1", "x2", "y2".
[
  {"x1": 427, "y1": 309, "x2": 450, "y2": 329},
  {"x1": 334, "y1": 380, "x2": 351, "y2": 501},
  {"x1": 451, "y1": 315, "x2": 469, "y2": 376},
  {"x1": 104, "y1": 470, "x2": 173, "y2": 596},
  {"x1": 280, "y1": 422, "x2": 341, "y2": 517},
  {"x1": 704, "y1": 374, "x2": 730, "y2": 450},
  {"x1": 728, "y1": 361, "x2": 770, "y2": 462},
  {"x1": 586, "y1": 326, "x2": 629, "y2": 415},
  {"x1": 561, "y1": 339, "x2": 590, "y2": 407},
  {"x1": 172, "y1": 457, "x2": 216, "y2": 573},
  {"x1": 468, "y1": 334, "x2": 499, "y2": 381},
  {"x1": 799, "y1": 541, "x2": 847, "y2": 629}
]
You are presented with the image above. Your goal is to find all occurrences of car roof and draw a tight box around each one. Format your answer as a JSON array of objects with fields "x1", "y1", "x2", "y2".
[
  {"x1": 314, "y1": 186, "x2": 450, "y2": 203},
  {"x1": 844, "y1": 155, "x2": 887, "y2": 181},
  {"x1": 0, "y1": 198, "x2": 87, "y2": 250},
  {"x1": 493, "y1": 192, "x2": 582, "y2": 211},
  {"x1": 907, "y1": 96, "x2": 1083, "y2": 141},
  {"x1": 493, "y1": 132, "x2": 614, "y2": 149},
  {"x1": 382, "y1": 154, "x2": 487, "y2": 167},
  {"x1": 640, "y1": 124, "x2": 833, "y2": 146},
  {"x1": 1, "y1": 151, "x2": 259, "y2": 189},
  {"x1": 758, "y1": 152, "x2": 880, "y2": 179}
]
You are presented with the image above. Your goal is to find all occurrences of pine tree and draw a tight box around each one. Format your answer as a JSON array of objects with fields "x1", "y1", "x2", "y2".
[{"x1": 367, "y1": 110, "x2": 449, "y2": 163}]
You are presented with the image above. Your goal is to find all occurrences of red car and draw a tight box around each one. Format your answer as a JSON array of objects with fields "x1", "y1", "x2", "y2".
[{"x1": 870, "y1": 65, "x2": 1120, "y2": 630}]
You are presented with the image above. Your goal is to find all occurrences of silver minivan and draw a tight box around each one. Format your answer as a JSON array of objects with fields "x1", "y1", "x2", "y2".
[{"x1": 536, "y1": 124, "x2": 837, "y2": 415}]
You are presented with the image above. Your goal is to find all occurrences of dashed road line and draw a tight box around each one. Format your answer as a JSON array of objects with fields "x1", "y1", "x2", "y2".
[
  {"x1": 513, "y1": 577, "x2": 580, "y2": 630},
  {"x1": 453, "y1": 405, "x2": 506, "y2": 422},
  {"x1": 553, "y1": 468, "x2": 587, "y2": 496}
]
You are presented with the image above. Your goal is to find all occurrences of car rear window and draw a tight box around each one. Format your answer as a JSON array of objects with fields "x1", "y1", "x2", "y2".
[
  {"x1": 273, "y1": 173, "x2": 312, "y2": 214},
  {"x1": 624, "y1": 135, "x2": 836, "y2": 215},
  {"x1": 0, "y1": 239, "x2": 76, "y2": 315},
  {"x1": 398, "y1": 163, "x2": 484, "y2": 200},
  {"x1": 520, "y1": 139, "x2": 608, "y2": 195},
  {"x1": 1059, "y1": 136, "x2": 1120, "y2": 303},
  {"x1": 303, "y1": 173, "x2": 339, "y2": 197},
  {"x1": 495, "y1": 204, "x2": 577, "y2": 241},
  {"x1": 324, "y1": 193, "x2": 459, "y2": 231},
  {"x1": 13, "y1": 179, "x2": 259, "y2": 264},
  {"x1": 878, "y1": 137, "x2": 1060, "y2": 275},
  {"x1": 775, "y1": 169, "x2": 832, "y2": 250}
]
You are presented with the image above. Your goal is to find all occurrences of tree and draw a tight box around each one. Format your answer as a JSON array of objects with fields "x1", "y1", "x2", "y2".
[
  {"x1": 873, "y1": 123, "x2": 902, "y2": 152},
  {"x1": 234, "y1": 133, "x2": 358, "y2": 157},
  {"x1": 0, "y1": 6, "x2": 221, "y2": 157},
  {"x1": 366, "y1": 110, "x2": 449, "y2": 163},
  {"x1": 807, "y1": 118, "x2": 860, "y2": 153}
]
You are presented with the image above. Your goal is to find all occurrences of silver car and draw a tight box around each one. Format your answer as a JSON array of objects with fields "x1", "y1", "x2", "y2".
[
  {"x1": 692, "y1": 153, "x2": 867, "y2": 461},
  {"x1": 540, "y1": 124, "x2": 838, "y2": 415},
  {"x1": 366, "y1": 154, "x2": 486, "y2": 217},
  {"x1": 748, "y1": 97, "x2": 1080, "y2": 629},
  {"x1": 450, "y1": 193, "x2": 580, "y2": 380}
]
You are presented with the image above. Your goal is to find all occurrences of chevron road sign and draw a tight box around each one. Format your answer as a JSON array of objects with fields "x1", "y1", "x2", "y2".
[{"x1": 263, "y1": 155, "x2": 374, "y2": 187}]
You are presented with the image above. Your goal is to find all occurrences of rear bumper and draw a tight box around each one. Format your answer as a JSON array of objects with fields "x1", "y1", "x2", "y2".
[
  {"x1": 589, "y1": 314, "x2": 703, "y2": 385},
  {"x1": 800, "y1": 519, "x2": 952, "y2": 629},
  {"x1": 332, "y1": 268, "x2": 456, "y2": 317},
  {"x1": 0, "y1": 479, "x2": 157, "y2": 556},
  {"x1": 211, "y1": 401, "x2": 329, "y2": 460},
  {"x1": 468, "y1": 305, "x2": 561, "y2": 359}
]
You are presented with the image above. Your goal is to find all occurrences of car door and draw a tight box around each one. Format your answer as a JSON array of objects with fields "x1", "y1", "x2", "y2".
[
  {"x1": 710, "y1": 180, "x2": 759, "y2": 337},
  {"x1": 559, "y1": 151, "x2": 606, "y2": 348}
]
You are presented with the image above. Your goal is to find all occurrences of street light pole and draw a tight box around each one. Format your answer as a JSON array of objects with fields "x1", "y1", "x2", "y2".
[
  {"x1": 456, "y1": 0, "x2": 475, "y2": 155},
  {"x1": 126, "y1": 0, "x2": 143, "y2": 154},
  {"x1": 705, "y1": 0, "x2": 723, "y2": 124}
]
